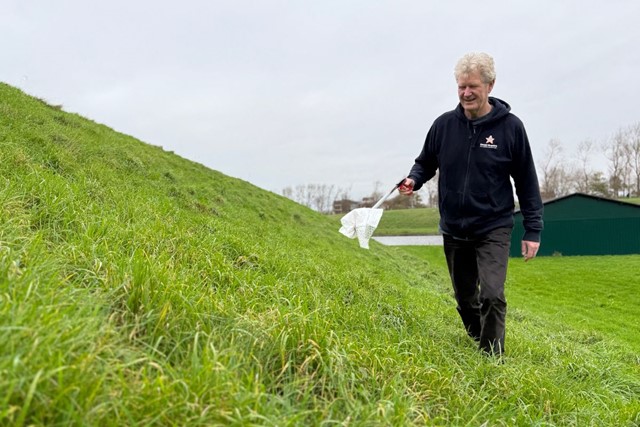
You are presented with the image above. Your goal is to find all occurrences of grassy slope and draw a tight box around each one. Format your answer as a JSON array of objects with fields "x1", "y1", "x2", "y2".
[{"x1": 1, "y1": 83, "x2": 639, "y2": 426}]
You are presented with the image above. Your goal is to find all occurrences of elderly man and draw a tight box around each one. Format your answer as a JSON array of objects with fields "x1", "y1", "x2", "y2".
[{"x1": 399, "y1": 52, "x2": 543, "y2": 356}]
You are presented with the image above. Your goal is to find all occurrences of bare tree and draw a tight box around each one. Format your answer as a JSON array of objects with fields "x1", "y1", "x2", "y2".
[
  {"x1": 539, "y1": 139, "x2": 560, "y2": 199},
  {"x1": 312, "y1": 184, "x2": 334, "y2": 213},
  {"x1": 605, "y1": 128, "x2": 632, "y2": 197},
  {"x1": 336, "y1": 186, "x2": 352, "y2": 201},
  {"x1": 628, "y1": 122, "x2": 640, "y2": 196},
  {"x1": 574, "y1": 139, "x2": 595, "y2": 193},
  {"x1": 282, "y1": 183, "x2": 343, "y2": 213},
  {"x1": 539, "y1": 139, "x2": 573, "y2": 199}
]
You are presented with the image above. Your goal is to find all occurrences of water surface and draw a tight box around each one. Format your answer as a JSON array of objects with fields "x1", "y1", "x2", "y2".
[{"x1": 372, "y1": 235, "x2": 443, "y2": 246}]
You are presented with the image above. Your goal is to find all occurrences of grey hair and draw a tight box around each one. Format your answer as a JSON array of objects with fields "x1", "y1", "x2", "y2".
[{"x1": 454, "y1": 52, "x2": 496, "y2": 84}]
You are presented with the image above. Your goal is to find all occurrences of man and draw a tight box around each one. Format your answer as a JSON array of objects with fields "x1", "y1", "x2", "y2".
[{"x1": 399, "y1": 52, "x2": 543, "y2": 356}]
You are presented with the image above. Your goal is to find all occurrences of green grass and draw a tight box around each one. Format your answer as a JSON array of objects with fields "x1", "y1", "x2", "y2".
[
  {"x1": 624, "y1": 197, "x2": 640, "y2": 205},
  {"x1": 369, "y1": 208, "x2": 440, "y2": 236},
  {"x1": 400, "y1": 247, "x2": 640, "y2": 353},
  {"x1": 1, "y1": 83, "x2": 639, "y2": 426},
  {"x1": 508, "y1": 255, "x2": 640, "y2": 353}
]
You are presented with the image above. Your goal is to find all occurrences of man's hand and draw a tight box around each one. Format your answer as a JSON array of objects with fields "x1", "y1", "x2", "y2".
[
  {"x1": 398, "y1": 178, "x2": 415, "y2": 195},
  {"x1": 521, "y1": 240, "x2": 540, "y2": 262}
]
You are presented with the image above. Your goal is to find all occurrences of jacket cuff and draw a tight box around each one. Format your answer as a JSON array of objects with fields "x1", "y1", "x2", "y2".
[
  {"x1": 522, "y1": 230, "x2": 541, "y2": 242},
  {"x1": 408, "y1": 175, "x2": 423, "y2": 191}
]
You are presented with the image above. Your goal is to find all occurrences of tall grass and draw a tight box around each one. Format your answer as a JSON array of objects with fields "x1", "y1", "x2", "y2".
[{"x1": 1, "y1": 83, "x2": 639, "y2": 425}]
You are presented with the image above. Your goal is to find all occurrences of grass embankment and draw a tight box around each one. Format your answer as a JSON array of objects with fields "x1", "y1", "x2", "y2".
[{"x1": 1, "y1": 83, "x2": 639, "y2": 426}]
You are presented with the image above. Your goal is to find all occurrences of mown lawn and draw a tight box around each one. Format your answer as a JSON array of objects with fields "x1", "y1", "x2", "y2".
[
  {"x1": 375, "y1": 207, "x2": 440, "y2": 235},
  {"x1": 623, "y1": 197, "x2": 640, "y2": 204},
  {"x1": 398, "y1": 246, "x2": 640, "y2": 353}
]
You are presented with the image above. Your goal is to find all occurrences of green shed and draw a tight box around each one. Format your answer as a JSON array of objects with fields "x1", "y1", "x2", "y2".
[{"x1": 511, "y1": 193, "x2": 640, "y2": 257}]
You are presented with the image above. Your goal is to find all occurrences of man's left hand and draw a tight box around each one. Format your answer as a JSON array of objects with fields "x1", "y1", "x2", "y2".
[{"x1": 521, "y1": 240, "x2": 540, "y2": 262}]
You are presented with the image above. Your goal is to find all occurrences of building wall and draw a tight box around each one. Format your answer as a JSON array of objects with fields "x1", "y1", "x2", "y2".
[{"x1": 511, "y1": 195, "x2": 640, "y2": 257}]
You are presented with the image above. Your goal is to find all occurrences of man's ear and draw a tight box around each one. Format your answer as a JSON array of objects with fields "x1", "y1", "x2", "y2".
[{"x1": 488, "y1": 80, "x2": 495, "y2": 93}]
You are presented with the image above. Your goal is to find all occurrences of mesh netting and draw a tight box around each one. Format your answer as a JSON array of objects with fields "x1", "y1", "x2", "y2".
[{"x1": 338, "y1": 208, "x2": 384, "y2": 249}]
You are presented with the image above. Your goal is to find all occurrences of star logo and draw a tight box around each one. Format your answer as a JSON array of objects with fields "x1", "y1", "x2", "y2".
[{"x1": 485, "y1": 135, "x2": 495, "y2": 144}]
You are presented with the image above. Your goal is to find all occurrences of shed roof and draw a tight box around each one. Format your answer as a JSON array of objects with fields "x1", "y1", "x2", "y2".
[
  {"x1": 516, "y1": 192, "x2": 640, "y2": 220},
  {"x1": 541, "y1": 192, "x2": 640, "y2": 209}
]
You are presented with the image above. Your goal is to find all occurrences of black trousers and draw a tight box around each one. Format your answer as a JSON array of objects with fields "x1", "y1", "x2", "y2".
[{"x1": 443, "y1": 227, "x2": 512, "y2": 355}]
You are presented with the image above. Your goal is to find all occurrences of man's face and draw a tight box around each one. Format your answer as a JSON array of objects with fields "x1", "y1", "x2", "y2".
[{"x1": 457, "y1": 71, "x2": 494, "y2": 119}]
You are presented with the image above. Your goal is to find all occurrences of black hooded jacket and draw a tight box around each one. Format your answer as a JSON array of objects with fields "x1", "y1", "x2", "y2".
[{"x1": 408, "y1": 97, "x2": 543, "y2": 242}]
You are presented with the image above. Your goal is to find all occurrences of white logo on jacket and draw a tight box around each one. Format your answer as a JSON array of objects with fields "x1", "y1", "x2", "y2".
[{"x1": 480, "y1": 135, "x2": 498, "y2": 149}]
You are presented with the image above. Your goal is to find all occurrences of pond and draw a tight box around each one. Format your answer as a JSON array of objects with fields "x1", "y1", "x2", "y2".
[{"x1": 371, "y1": 235, "x2": 443, "y2": 246}]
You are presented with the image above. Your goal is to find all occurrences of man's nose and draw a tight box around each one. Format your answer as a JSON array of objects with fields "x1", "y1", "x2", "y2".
[{"x1": 462, "y1": 87, "x2": 472, "y2": 97}]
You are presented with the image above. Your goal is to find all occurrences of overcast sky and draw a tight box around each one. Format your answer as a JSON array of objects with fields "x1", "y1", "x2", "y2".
[{"x1": 2, "y1": 1, "x2": 640, "y2": 199}]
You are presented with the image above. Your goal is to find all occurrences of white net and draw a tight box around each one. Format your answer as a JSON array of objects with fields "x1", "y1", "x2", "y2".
[{"x1": 338, "y1": 208, "x2": 384, "y2": 249}]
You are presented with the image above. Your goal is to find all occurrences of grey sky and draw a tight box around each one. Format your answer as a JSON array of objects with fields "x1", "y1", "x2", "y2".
[{"x1": 2, "y1": 1, "x2": 639, "y2": 199}]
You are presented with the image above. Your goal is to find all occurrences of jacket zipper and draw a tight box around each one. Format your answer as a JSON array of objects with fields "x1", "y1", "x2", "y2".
[{"x1": 461, "y1": 124, "x2": 479, "y2": 232}]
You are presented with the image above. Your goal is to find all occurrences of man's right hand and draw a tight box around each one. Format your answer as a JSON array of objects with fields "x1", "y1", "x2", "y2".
[{"x1": 398, "y1": 178, "x2": 415, "y2": 195}]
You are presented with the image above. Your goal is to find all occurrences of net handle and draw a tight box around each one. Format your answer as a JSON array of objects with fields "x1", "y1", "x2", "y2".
[{"x1": 371, "y1": 178, "x2": 405, "y2": 209}]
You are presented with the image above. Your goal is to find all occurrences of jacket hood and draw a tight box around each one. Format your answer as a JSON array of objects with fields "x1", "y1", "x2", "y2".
[{"x1": 455, "y1": 96, "x2": 511, "y2": 125}]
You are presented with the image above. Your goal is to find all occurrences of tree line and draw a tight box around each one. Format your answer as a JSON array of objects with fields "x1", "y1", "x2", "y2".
[
  {"x1": 539, "y1": 122, "x2": 640, "y2": 200},
  {"x1": 281, "y1": 180, "x2": 437, "y2": 214},
  {"x1": 284, "y1": 122, "x2": 640, "y2": 212}
]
